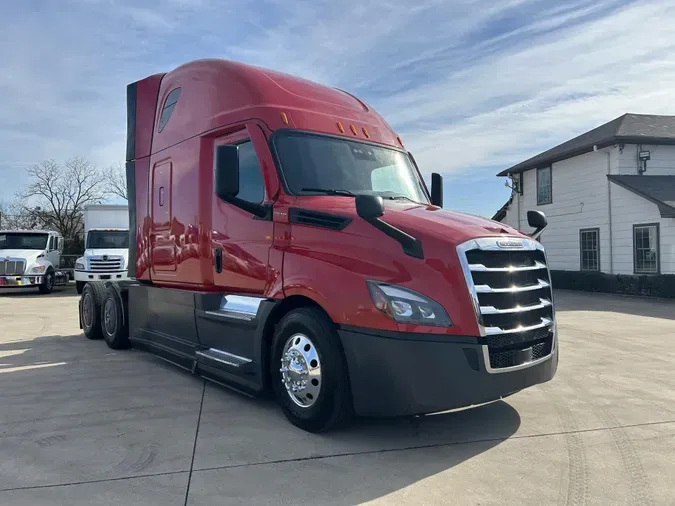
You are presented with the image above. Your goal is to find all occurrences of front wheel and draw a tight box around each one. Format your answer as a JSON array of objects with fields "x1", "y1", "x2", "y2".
[
  {"x1": 271, "y1": 307, "x2": 353, "y2": 433},
  {"x1": 38, "y1": 270, "x2": 54, "y2": 294}
]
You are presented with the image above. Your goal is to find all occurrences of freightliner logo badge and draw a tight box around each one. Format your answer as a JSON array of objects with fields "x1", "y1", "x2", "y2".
[{"x1": 497, "y1": 239, "x2": 524, "y2": 249}]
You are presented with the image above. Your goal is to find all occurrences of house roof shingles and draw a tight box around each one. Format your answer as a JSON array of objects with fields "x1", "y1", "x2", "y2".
[
  {"x1": 497, "y1": 113, "x2": 675, "y2": 176},
  {"x1": 607, "y1": 175, "x2": 675, "y2": 218}
]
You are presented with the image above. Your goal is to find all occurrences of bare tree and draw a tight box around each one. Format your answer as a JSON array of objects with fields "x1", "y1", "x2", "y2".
[
  {"x1": 0, "y1": 198, "x2": 36, "y2": 230},
  {"x1": 19, "y1": 158, "x2": 107, "y2": 241},
  {"x1": 104, "y1": 161, "x2": 128, "y2": 200}
]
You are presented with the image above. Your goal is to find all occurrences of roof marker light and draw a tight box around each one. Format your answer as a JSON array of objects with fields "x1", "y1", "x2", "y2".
[
  {"x1": 396, "y1": 136, "x2": 403, "y2": 147},
  {"x1": 350, "y1": 124, "x2": 357, "y2": 135},
  {"x1": 337, "y1": 121, "x2": 345, "y2": 133},
  {"x1": 362, "y1": 127, "x2": 370, "y2": 138},
  {"x1": 281, "y1": 112, "x2": 289, "y2": 125}
]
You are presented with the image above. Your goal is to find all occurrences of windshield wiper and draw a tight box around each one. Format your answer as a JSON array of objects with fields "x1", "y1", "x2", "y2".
[
  {"x1": 300, "y1": 187, "x2": 355, "y2": 197},
  {"x1": 377, "y1": 193, "x2": 419, "y2": 203}
]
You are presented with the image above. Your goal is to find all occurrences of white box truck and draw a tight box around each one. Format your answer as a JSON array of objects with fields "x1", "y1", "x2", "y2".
[{"x1": 74, "y1": 204, "x2": 129, "y2": 294}]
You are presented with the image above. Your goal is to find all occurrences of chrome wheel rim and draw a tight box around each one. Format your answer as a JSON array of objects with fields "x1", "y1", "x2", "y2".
[
  {"x1": 280, "y1": 333, "x2": 322, "y2": 408},
  {"x1": 46, "y1": 274, "x2": 53, "y2": 289},
  {"x1": 103, "y1": 298, "x2": 116, "y2": 336}
]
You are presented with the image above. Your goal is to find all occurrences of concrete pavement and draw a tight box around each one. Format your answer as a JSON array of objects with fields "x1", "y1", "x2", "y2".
[{"x1": 0, "y1": 286, "x2": 674, "y2": 505}]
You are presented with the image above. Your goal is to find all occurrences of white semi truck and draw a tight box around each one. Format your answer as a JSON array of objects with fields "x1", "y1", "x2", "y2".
[
  {"x1": 0, "y1": 229, "x2": 70, "y2": 293},
  {"x1": 74, "y1": 204, "x2": 129, "y2": 294}
]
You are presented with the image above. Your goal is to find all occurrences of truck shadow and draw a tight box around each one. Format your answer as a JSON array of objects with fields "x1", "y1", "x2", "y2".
[
  {"x1": 0, "y1": 334, "x2": 521, "y2": 503},
  {"x1": 554, "y1": 289, "x2": 675, "y2": 320}
]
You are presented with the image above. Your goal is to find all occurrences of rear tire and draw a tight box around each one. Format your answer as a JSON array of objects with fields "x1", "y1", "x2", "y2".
[
  {"x1": 76, "y1": 281, "x2": 85, "y2": 295},
  {"x1": 271, "y1": 307, "x2": 353, "y2": 433},
  {"x1": 100, "y1": 284, "x2": 130, "y2": 350},
  {"x1": 38, "y1": 269, "x2": 54, "y2": 294},
  {"x1": 81, "y1": 282, "x2": 105, "y2": 340}
]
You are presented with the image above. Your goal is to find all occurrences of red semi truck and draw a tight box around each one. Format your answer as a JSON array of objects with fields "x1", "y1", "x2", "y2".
[{"x1": 78, "y1": 58, "x2": 558, "y2": 432}]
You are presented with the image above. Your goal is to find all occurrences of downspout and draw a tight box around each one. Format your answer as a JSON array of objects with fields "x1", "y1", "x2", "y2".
[
  {"x1": 605, "y1": 150, "x2": 613, "y2": 274},
  {"x1": 517, "y1": 185, "x2": 521, "y2": 231}
]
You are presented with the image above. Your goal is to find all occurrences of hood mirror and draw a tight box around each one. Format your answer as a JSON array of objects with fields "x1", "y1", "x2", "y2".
[
  {"x1": 527, "y1": 210, "x2": 547, "y2": 240},
  {"x1": 355, "y1": 195, "x2": 384, "y2": 220}
]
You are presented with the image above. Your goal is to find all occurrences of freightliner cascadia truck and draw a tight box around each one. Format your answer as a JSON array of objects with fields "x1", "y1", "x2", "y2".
[{"x1": 78, "y1": 58, "x2": 558, "y2": 432}]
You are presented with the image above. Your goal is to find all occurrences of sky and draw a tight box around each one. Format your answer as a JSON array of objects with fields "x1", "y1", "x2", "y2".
[{"x1": 2, "y1": 0, "x2": 675, "y2": 218}]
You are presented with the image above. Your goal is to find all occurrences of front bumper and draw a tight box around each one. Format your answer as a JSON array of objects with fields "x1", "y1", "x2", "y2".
[
  {"x1": 338, "y1": 326, "x2": 558, "y2": 417},
  {"x1": 74, "y1": 270, "x2": 128, "y2": 282},
  {"x1": 0, "y1": 275, "x2": 44, "y2": 287}
]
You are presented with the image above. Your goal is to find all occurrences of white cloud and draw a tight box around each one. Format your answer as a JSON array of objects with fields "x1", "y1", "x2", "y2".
[{"x1": 1, "y1": 0, "x2": 675, "y2": 217}]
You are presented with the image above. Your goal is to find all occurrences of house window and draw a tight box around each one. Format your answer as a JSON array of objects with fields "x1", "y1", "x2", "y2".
[
  {"x1": 579, "y1": 228, "x2": 600, "y2": 271},
  {"x1": 158, "y1": 88, "x2": 181, "y2": 132},
  {"x1": 633, "y1": 224, "x2": 660, "y2": 274},
  {"x1": 537, "y1": 166, "x2": 552, "y2": 205}
]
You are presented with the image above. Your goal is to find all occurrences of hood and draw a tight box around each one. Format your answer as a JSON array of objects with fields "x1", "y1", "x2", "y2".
[
  {"x1": 0, "y1": 249, "x2": 44, "y2": 261},
  {"x1": 293, "y1": 197, "x2": 526, "y2": 245},
  {"x1": 383, "y1": 202, "x2": 524, "y2": 244},
  {"x1": 84, "y1": 248, "x2": 129, "y2": 258}
]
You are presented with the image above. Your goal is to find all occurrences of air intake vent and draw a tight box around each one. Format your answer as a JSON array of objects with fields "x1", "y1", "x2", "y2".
[{"x1": 289, "y1": 208, "x2": 352, "y2": 230}]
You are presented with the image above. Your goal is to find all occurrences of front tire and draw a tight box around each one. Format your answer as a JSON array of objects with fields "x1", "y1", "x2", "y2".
[
  {"x1": 271, "y1": 307, "x2": 353, "y2": 433},
  {"x1": 81, "y1": 282, "x2": 105, "y2": 339},
  {"x1": 38, "y1": 269, "x2": 54, "y2": 294},
  {"x1": 100, "y1": 284, "x2": 130, "y2": 350}
]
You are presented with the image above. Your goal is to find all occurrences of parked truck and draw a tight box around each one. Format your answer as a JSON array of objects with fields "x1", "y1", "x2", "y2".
[
  {"x1": 78, "y1": 59, "x2": 558, "y2": 432},
  {"x1": 0, "y1": 229, "x2": 70, "y2": 293},
  {"x1": 74, "y1": 204, "x2": 129, "y2": 294}
]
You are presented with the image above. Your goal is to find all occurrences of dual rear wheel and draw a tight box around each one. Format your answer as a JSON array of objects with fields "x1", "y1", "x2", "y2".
[{"x1": 80, "y1": 282, "x2": 130, "y2": 349}]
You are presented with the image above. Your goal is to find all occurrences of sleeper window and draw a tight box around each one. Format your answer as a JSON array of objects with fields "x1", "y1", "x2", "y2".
[{"x1": 158, "y1": 88, "x2": 181, "y2": 132}]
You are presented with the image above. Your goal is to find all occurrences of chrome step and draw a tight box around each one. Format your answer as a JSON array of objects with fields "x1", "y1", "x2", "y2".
[{"x1": 196, "y1": 348, "x2": 252, "y2": 368}]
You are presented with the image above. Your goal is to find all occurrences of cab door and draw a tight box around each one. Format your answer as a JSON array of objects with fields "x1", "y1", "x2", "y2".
[
  {"x1": 211, "y1": 128, "x2": 273, "y2": 294},
  {"x1": 46, "y1": 235, "x2": 60, "y2": 267}
]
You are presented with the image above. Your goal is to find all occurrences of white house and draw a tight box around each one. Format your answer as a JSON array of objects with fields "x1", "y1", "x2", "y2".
[{"x1": 494, "y1": 113, "x2": 675, "y2": 280}]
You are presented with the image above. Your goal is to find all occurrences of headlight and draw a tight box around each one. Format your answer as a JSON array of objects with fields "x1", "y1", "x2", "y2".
[
  {"x1": 30, "y1": 265, "x2": 47, "y2": 273},
  {"x1": 367, "y1": 281, "x2": 452, "y2": 327},
  {"x1": 75, "y1": 262, "x2": 85, "y2": 270}
]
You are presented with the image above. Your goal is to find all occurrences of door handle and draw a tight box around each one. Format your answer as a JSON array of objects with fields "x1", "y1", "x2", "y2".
[{"x1": 214, "y1": 248, "x2": 222, "y2": 273}]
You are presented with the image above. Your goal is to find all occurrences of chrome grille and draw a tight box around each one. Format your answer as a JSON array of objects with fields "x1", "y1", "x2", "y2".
[
  {"x1": 0, "y1": 259, "x2": 26, "y2": 276},
  {"x1": 88, "y1": 256, "x2": 123, "y2": 272},
  {"x1": 457, "y1": 237, "x2": 556, "y2": 373}
]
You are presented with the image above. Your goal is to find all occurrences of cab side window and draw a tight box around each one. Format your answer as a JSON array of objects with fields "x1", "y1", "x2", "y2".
[
  {"x1": 158, "y1": 88, "x2": 181, "y2": 132},
  {"x1": 48, "y1": 236, "x2": 54, "y2": 250},
  {"x1": 236, "y1": 141, "x2": 265, "y2": 203}
]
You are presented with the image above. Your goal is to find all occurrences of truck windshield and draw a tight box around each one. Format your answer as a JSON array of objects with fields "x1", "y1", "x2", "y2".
[
  {"x1": 273, "y1": 133, "x2": 430, "y2": 204},
  {"x1": 0, "y1": 233, "x2": 49, "y2": 250},
  {"x1": 86, "y1": 230, "x2": 129, "y2": 249}
]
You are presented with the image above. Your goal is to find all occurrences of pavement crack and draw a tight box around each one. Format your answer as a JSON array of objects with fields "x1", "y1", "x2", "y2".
[
  {"x1": 0, "y1": 419, "x2": 672, "y2": 494},
  {"x1": 183, "y1": 379, "x2": 206, "y2": 506},
  {"x1": 191, "y1": 419, "x2": 675, "y2": 474}
]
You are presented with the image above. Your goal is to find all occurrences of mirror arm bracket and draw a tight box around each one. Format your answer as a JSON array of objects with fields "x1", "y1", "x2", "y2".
[{"x1": 368, "y1": 217, "x2": 424, "y2": 259}]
